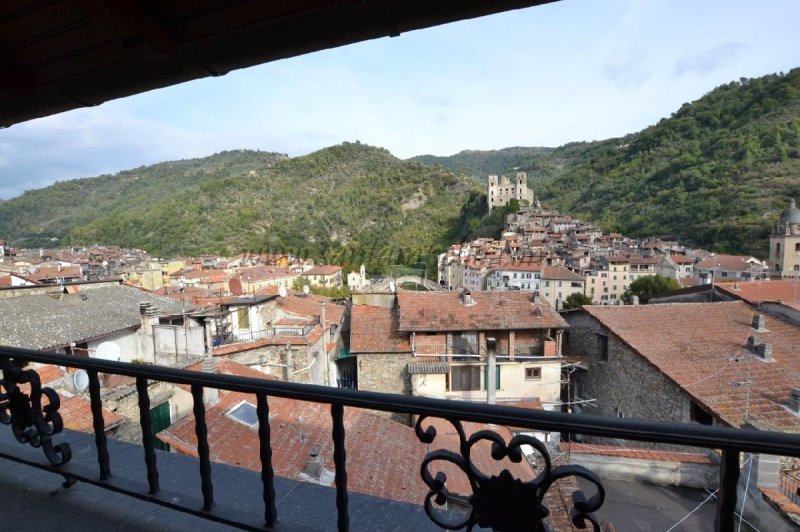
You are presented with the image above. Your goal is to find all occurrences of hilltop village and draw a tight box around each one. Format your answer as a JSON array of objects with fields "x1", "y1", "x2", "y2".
[{"x1": 2, "y1": 177, "x2": 800, "y2": 529}]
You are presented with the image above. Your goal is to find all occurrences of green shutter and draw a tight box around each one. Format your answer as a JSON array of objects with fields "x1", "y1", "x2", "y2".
[{"x1": 151, "y1": 402, "x2": 171, "y2": 451}]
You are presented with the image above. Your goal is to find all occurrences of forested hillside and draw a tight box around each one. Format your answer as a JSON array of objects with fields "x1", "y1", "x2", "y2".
[
  {"x1": 0, "y1": 143, "x2": 480, "y2": 273},
  {"x1": 534, "y1": 69, "x2": 800, "y2": 255},
  {"x1": 2, "y1": 69, "x2": 799, "y2": 265},
  {"x1": 410, "y1": 146, "x2": 553, "y2": 182}
]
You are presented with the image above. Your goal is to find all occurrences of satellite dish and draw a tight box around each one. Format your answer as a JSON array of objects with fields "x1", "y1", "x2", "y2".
[
  {"x1": 389, "y1": 281, "x2": 396, "y2": 293},
  {"x1": 229, "y1": 278, "x2": 243, "y2": 296},
  {"x1": 95, "y1": 342, "x2": 120, "y2": 362},
  {"x1": 303, "y1": 285, "x2": 310, "y2": 295},
  {"x1": 73, "y1": 369, "x2": 89, "y2": 391},
  {"x1": 278, "y1": 285, "x2": 288, "y2": 298}
]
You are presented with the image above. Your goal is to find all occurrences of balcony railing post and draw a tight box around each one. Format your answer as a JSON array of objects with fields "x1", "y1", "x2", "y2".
[
  {"x1": 256, "y1": 393, "x2": 277, "y2": 528},
  {"x1": 191, "y1": 384, "x2": 214, "y2": 511},
  {"x1": 88, "y1": 369, "x2": 111, "y2": 480},
  {"x1": 331, "y1": 403, "x2": 349, "y2": 531},
  {"x1": 136, "y1": 376, "x2": 160, "y2": 494},
  {"x1": 715, "y1": 448, "x2": 740, "y2": 532}
]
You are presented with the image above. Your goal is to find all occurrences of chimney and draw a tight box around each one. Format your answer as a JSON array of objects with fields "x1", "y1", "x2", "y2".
[
  {"x1": 756, "y1": 343, "x2": 773, "y2": 361},
  {"x1": 302, "y1": 448, "x2": 324, "y2": 480},
  {"x1": 631, "y1": 295, "x2": 640, "y2": 306},
  {"x1": 201, "y1": 357, "x2": 219, "y2": 406},
  {"x1": 790, "y1": 389, "x2": 800, "y2": 413},
  {"x1": 532, "y1": 291, "x2": 541, "y2": 304},
  {"x1": 460, "y1": 289, "x2": 475, "y2": 306},
  {"x1": 486, "y1": 337, "x2": 497, "y2": 405},
  {"x1": 751, "y1": 314, "x2": 767, "y2": 332},
  {"x1": 555, "y1": 296, "x2": 562, "y2": 311}
]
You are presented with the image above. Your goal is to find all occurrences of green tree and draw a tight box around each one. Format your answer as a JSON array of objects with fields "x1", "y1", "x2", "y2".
[
  {"x1": 562, "y1": 292, "x2": 594, "y2": 309},
  {"x1": 622, "y1": 275, "x2": 682, "y2": 304}
]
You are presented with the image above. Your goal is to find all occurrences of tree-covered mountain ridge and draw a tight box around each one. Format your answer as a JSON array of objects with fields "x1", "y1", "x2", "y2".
[
  {"x1": 0, "y1": 143, "x2": 481, "y2": 273},
  {"x1": 416, "y1": 69, "x2": 800, "y2": 255}
]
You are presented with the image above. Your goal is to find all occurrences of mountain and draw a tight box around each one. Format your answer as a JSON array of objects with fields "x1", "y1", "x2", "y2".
[
  {"x1": 0, "y1": 143, "x2": 480, "y2": 273},
  {"x1": 531, "y1": 69, "x2": 800, "y2": 255},
  {"x1": 409, "y1": 147, "x2": 553, "y2": 182}
]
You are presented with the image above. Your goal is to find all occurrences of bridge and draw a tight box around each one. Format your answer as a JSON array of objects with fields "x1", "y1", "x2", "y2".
[{"x1": 367, "y1": 275, "x2": 443, "y2": 292}]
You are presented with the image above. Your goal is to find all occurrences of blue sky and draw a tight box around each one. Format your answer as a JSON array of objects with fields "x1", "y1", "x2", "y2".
[{"x1": 1, "y1": 0, "x2": 799, "y2": 199}]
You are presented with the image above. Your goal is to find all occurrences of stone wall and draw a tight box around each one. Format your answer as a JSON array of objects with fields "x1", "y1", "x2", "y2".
[
  {"x1": 564, "y1": 312, "x2": 702, "y2": 449},
  {"x1": 105, "y1": 380, "x2": 178, "y2": 444},
  {"x1": 356, "y1": 353, "x2": 414, "y2": 424}
]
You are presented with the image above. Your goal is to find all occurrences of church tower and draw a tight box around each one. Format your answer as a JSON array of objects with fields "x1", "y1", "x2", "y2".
[{"x1": 769, "y1": 198, "x2": 800, "y2": 276}]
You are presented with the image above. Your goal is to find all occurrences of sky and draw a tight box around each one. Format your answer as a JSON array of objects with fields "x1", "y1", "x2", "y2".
[{"x1": 1, "y1": 0, "x2": 799, "y2": 199}]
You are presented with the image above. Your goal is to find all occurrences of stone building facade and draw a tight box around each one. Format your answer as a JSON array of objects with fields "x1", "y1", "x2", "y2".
[
  {"x1": 487, "y1": 171, "x2": 535, "y2": 212},
  {"x1": 769, "y1": 198, "x2": 800, "y2": 276}
]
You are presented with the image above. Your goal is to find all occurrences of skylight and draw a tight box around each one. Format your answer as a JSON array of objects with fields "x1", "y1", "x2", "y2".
[{"x1": 227, "y1": 401, "x2": 259, "y2": 428}]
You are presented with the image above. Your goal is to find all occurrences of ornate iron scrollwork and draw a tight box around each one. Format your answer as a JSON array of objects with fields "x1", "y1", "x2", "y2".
[
  {"x1": 0, "y1": 359, "x2": 71, "y2": 466},
  {"x1": 415, "y1": 416, "x2": 604, "y2": 531}
]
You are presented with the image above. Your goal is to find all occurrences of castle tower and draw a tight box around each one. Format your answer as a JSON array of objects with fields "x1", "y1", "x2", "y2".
[{"x1": 769, "y1": 198, "x2": 800, "y2": 276}]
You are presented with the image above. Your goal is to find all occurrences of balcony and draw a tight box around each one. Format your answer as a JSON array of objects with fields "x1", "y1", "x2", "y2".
[
  {"x1": 214, "y1": 318, "x2": 321, "y2": 347},
  {"x1": 2, "y1": 345, "x2": 800, "y2": 531}
]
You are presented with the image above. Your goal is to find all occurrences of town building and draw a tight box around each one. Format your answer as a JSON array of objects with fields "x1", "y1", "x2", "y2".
[
  {"x1": 696, "y1": 254, "x2": 768, "y2": 284},
  {"x1": 487, "y1": 171, "x2": 535, "y2": 212},
  {"x1": 769, "y1": 198, "x2": 800, "y2": 276},
  {"x1": 347, "y1": 290, "x2": 568, "y2": 419}
]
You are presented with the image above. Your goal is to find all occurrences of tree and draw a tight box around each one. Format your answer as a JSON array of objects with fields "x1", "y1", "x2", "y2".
[
  {"x1": 622, "y1": 275, "x2": 681, "y2": 304},
  {"x1": 563, "y1": 293, "x2": 594, "y2": 309}
]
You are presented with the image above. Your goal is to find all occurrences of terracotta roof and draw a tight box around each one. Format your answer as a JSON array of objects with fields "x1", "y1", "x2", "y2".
[
  {"x1": 59, "y1": 395, "x2": 124, "y2": 433},
  {"x1": 583, "y1": 302, "x2": 800, "y2": 431},
  {"x1": 541, "y1": 266, "x2": 584, "y2": 282},
  {"x1": 278, "y1": 293, "x2": 345, "y2": 325},
  {"x1": 696, "y1": 254, "x2": 762, "y2": 271},
  {"x1": 668, "y1": 255, "x2": 696, "y2": 264},
  {"x1": 236, "y1": 266, "x2": 295, "y2": 282},
  {"x1": 715, "y1": 280, "x2": 800, "y2": 305},
  {"x1": 490, "y1": 261, "x2": 542, "y2": 273},
  {"x1": 350, "y1": 305, "x2": 411, "y2": 354},
  {"x1": 558, "y1": 443, "x2": 713, "y2": 464},
  {"x1": 30, "y1": 265, "x2": 82, "y2": 281},
  {"x1": 605, "y1": 256, "x2": 629, "y2": 263},
  {"x1": 157, "y1": 360, "x2": 539, "y2": 506},
  {"x1": 397, "y1": 291, "x2": 567, "y2": 332},
  {"x1": 629, "y1": 257, "x2": 658, "y2": 265}
]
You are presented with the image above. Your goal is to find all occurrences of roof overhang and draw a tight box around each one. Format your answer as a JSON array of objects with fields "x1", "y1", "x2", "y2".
[{"x1": 0, "y1": 0, "x2": 556, "y2": 128}]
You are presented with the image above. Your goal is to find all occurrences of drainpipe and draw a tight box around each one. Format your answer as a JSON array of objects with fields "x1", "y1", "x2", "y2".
[{"x1": 486, "y1": 337, "x2": 497, "y2": 405}]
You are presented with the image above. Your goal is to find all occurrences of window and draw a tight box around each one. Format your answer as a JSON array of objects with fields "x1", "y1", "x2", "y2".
[
  {"x1": 795, "y1": 265, "x2": 800, "y2": 272},
  {"x1": 599, "y1": 334, "x2": 609, "y2": 361},
  {"x1": 525, "y1": 367, "x2": 541, "y2": 380},
  {"x1": 796, "y1": 243, "x2": 800, "y2": 252},
  {"x1": 690, "y1": 402, "x2": 713, "y2": 426},
  {"x1": 451, "y1": 366, "x2": 481, "y2": 391},
  {"x1": 237, "y1": 307, "x2": 250, "y2": 329},
  {"x1": 227, "y1": 401, "x2": 259, "y2": 427},
  {"x1": 616, "y1": 408, "x2": 626, "y2": 419},
  {"x1": 776, "y1": 243, "x2": 781, "y2": 254},
  {"x1": 721, "y1": 272, "x2": 728, "y2": 278}
]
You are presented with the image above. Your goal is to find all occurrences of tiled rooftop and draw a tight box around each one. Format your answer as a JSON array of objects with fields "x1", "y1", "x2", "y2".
[
  {"x1": 584, "y1": 301, "x2": 800, "y2": 431},
  {"x1": 397, "y1": 291, "x2": 567, "y2": 332},
  {"x1": 348, "y1": 305, "x2": 411, "y2": 354},
  {"x1": 716, "y1": 279, "x2": 800, "y2": 305}
]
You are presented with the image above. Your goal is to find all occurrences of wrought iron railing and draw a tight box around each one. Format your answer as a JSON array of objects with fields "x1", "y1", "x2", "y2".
[{"x1": 2, "y1": 345, "x2": 800, "y2": 531}]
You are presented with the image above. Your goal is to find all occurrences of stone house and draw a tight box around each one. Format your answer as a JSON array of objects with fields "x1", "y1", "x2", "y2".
[
  {"x1": 348, "y1": 290, "x2": 568, "y2": 417},
  {"x1": 562, "y1": 301, "x2": 800, "y2": 434}
]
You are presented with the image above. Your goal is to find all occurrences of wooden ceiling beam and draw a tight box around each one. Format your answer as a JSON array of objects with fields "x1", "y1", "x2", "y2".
[{"x1": 72, "y1": 0, "x2": 177, "y2": 55}]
